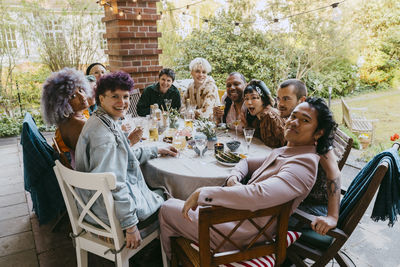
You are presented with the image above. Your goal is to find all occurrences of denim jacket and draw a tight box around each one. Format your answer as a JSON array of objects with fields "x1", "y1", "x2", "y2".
[{"x1": 75, "y1": 108, "x2": 163, "y2": 229}]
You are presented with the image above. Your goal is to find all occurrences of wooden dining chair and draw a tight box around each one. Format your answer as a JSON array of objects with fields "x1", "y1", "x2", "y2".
[
  {"x1": 287, "y1": 143, "x2": 400, "y2": 267},
  {"x1": 53, "y1": 160, "x2": 167, "y2": 267},
  {"x1": 332, "y1": 128, "x2": 353, "y2": 171},
  {"x1": 171, "y1": 200, "x2": 301, "y2": 267},
  {"x1": 127, "y1": 88, "x2": 141, "y2": 117}
]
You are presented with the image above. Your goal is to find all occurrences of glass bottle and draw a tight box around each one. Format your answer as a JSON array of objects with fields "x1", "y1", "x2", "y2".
[
  {"x1": 149, "y1": 118, "x2": 159, "y2": 141},
  {"x1": 153, "y1": 103, "x2": 162, "y2": 121},
  {"x1": 184, "y1": 99, "x2": 195, "y2": 129},
  {"x1": 149, "y1": 104, "x2": 155, "y2": 119}
]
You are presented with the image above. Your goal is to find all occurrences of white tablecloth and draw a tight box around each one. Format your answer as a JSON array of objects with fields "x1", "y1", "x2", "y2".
[{"x1": 137, "y1": 130, "x2": 272, "y2": 200}]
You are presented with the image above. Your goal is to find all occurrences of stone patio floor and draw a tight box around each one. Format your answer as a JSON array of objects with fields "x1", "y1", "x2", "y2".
[{"x1": 0, "y1": 134, "x2": 399, "y2": 267}]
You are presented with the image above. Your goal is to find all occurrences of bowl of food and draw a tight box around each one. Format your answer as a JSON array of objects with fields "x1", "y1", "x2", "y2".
[{"x1": 226, "y1": 140, "x2": 241, "y2": 152}]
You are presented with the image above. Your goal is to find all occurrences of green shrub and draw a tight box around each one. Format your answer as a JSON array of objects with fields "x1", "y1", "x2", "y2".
[{"x1": 0, "y1": 115, "x2": 23, "y2": 137}]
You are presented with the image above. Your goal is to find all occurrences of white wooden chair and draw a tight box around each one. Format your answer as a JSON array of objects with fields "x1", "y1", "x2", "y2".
[
  {"x1": 127, "y1": 89, "x2": 141, "y2": 117},
  {"x1": 53, "y1": 160, "x2": 167, "y2": 267}
]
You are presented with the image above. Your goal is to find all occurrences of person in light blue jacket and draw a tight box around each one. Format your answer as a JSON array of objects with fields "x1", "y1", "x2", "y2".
[{"x1": 75, "y1": 71, "x2": 177, "y2": 250}]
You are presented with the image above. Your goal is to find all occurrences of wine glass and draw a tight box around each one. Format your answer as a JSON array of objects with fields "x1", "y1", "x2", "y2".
[
  {"x1": 164, "y1": 99, "x2": 172, "y2": 112},
  {"x1": 194, "y1": 132, "x2": 207, "y2": 162},
  {"x1": 121, "y1": 114, "x2": 134, "y2": 135},
  {"x1": 243, "y1": 128, "x2": 255, "y2": 154},
  {"x1": 232, "y1": 119, "x2": 241, "y2": 140},
  {"x1": 172, "y1": 131, "x2": 187, "y2": 158},
  {"x1": 217, "y1": 104, "x2": 225, "y2": 127}
]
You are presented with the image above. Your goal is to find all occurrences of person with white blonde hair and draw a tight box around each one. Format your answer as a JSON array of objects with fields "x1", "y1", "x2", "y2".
[{"x1": 182, "y1": 57, "x2": 220, "y2": 118}]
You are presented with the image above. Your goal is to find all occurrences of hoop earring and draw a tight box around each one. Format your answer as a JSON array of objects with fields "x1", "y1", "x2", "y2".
[{"x1": 63, "y1": 111, "x2": 70, "y2": 118}]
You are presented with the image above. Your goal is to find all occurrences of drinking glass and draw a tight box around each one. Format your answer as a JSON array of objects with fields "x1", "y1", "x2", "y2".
[
  {"x1": 217, "y1": 104, "x2": 225, "y2": 126},
  {"x1": 164, "y1": 99, "x2": 172, "y2": 112},
  {"x1": 121, "y1": 114, "x2": 134, "y2": 135},
  {"x1": 243, "y1": 128, "x2": 255, "y2": 154},
  {"x1": 172, "y1": 134, "x2": 187, "y2": 158},
  {"x1": 194, "y1": 132, "x2": 207, "y2": 162},
  {"x1": 135, "y1": 117, "x2": 144, "y2": 131},
  {"x1": 232, "y1": 119, "x2": 241, "y2": 139}
]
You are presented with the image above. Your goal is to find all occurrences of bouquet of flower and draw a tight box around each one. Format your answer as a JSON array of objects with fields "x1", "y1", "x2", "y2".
[
  {"x1": 194, "y1": 117, "x2": 216, "y2": 139},
  {"x1": 168, "y1": 108, "x2": 180, "y2": 128},
  {"x1": 168, "y1": 108, "x2": 180, "y2": 121}
]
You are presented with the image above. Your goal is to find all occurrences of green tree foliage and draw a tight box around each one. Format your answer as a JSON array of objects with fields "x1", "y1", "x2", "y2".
[
  {"x1": 174, "y1": 1, "x2": 285, "y2": 91},
  {"x1": 354, "y1": 0, "x2": 400, "y2": 90},
  {"x1": 21, "y1": 0, "x2": 104, "y2": 72},
  {"x1": 172, "y1": 0, "x2": 360, "y2": 95}
]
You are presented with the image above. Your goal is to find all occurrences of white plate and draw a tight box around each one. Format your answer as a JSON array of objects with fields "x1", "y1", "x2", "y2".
[{"x1": 216, "y1": 159, "x2": 237, "y2": 167}]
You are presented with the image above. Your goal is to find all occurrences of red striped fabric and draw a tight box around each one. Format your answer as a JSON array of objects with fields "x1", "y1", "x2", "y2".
[{"x1": 190, "y1": 231, "x2": 301, "y2": 267}]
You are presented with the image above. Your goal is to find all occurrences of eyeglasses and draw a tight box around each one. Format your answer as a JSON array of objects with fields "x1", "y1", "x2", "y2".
[{"x1": 103, "y1": 93, "x2": 130, "y2": 101}]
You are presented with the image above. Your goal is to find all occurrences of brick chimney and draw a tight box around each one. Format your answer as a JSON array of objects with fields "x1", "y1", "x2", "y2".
[{"x1": 102, "y1": 0, "x2": 162, "y2": 91}]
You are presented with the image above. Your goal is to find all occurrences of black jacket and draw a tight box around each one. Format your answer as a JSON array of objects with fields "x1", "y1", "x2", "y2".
[{"x1": 136, "y1": 83, "x2": 181, "y2": 116}]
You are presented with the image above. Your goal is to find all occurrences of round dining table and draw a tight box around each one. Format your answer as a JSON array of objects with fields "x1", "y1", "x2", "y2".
[{"x1": 137, "y1": 129, "x2": 272, "y2": 200}]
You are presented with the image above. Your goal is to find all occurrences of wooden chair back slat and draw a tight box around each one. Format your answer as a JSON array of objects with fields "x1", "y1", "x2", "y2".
[
  {"x1": 332, "y1": 128, "x2": 353, "y2": 171},
  {"x1": 172, "y1": 201, "x2": 292, "y2": 267},
  {"x1": 341, "y1": 97, "x2": 376, "y2": 145}
]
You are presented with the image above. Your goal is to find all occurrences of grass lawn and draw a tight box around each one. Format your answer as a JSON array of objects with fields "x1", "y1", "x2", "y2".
[{"x1": 329, "y1": 88, "x2": 400, "y2": 159}]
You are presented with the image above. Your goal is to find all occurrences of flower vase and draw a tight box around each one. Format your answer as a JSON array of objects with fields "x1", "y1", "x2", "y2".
[
  {"x1": 207, "y1": 136, "x2": 217, "y2": 150},
  {"x1": 169, "y1": 118, "x2": 179, "y2": 129}
]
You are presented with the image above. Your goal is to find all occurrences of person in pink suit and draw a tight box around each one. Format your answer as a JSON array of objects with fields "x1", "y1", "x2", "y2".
[{"x1": 159, "y1": 97, "x2": 338, "y2": 259}]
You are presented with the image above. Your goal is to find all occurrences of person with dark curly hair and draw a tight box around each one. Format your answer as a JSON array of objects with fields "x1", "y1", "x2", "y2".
[
  {"x1": 242, "y1": 80, "x2": 286, "y2": 148},
  {"x1": 159, "y1": 97, "x2": 337, "y2": 260},
  {"x1": 41, "y1": 67, "x2": 92, "y2": 168},
  {"x1": 86, "y1": 62, "x2": 107, "y2": 81},
  {"x1": 75, "y1": 71, "x2": 178, "y2": 251},
  {"x1": 277, "y1": 80, "x2": 341, "y2": 236}
]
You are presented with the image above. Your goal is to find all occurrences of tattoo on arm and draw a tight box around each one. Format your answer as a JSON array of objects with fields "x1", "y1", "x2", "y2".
[{"x1": 327, "y1": 176, "x2": 340, "y2": 197}]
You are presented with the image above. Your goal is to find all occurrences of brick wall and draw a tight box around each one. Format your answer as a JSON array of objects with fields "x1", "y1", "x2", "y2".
[{"x1": 103, "y1": 0, "x2": 162, "y2": 91}]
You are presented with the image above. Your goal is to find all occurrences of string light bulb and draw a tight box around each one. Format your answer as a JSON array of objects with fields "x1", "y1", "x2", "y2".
[
  {"x1": 109, "y1": 6, "x2": 113, "y2": 12},
  {"x1": 136, "y1": 12, "x2": 142, "y2": 20},
  {"x1": 100, "y1": 0, "x2": 106, "y2": 5},
  {"x1": 202, "y1": 19, "x2": 209, "y2": 31},
  {"x1": 233, "y1": 22, "x2": 240, "y2": 35},
  {"x1": 132, "y1": 0, "x2": 137, "y2": 2},
  {"x1": 119, "y1": 10, "x2": 124, "y2": 16},
  {"x1": 331, "y1": 3, "x2": 342, "y2": 21}
]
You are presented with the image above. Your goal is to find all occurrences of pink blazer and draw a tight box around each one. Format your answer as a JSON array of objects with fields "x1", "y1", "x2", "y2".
[{"x1": 196, "y1": 145, "x2": 319, "y2": 250}]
